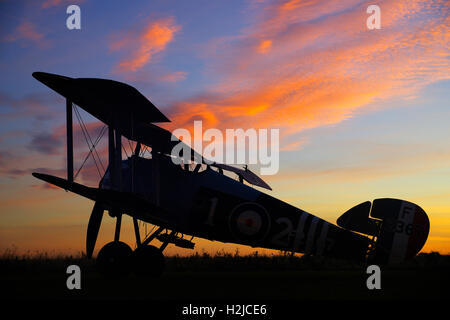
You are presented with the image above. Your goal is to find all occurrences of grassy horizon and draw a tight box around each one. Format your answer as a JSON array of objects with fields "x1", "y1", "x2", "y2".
[{"x1": 2, "y1": 246, "x2": 449, "y2": 274}]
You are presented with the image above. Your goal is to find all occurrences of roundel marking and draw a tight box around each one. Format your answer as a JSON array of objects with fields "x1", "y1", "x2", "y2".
[
  {"x1": 236, "y1": 210, "x2": 263, "y2": 236},
  {"x1": 228, "y1": 202, "x2": 271, "y2": 243}
]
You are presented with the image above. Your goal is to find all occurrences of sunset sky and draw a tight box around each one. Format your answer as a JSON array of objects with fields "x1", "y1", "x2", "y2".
[{"x1": 0, "y1": 0, "x2": 449, "y2": 256}]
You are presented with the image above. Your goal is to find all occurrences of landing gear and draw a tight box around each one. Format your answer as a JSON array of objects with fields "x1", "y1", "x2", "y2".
[
  {"x1": 96, "y1": 241, "x2": 133, "y2": 278},
  {"x1": 95, "y1": 221, "x2": 168, "y2": 278},
  {"x1": 132, "y1": 245, "x2": 165, "y2": 277}
]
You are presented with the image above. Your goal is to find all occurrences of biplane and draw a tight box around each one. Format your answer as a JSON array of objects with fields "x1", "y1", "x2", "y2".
[{"x1": 32, "y1": 72, "x2": 430, "y2": 277}]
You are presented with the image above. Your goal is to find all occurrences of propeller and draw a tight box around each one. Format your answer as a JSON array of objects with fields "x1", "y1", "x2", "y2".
[{"x1": 86, "y1": 201, "x2": 104, "y2": 258}]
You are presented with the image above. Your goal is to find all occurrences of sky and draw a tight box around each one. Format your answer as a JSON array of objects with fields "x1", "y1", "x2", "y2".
[{"x1": 0, "y1": 0, "x2": 449, "y2": 256}]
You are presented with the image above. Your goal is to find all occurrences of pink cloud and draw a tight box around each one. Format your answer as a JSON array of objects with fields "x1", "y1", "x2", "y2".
[
  {"x1": 41, "y1": 0, "x2": 86, "y2": 9},
  {"x1": 4, "y1": 22, "x2": 44, "y2": 43},
  {"x1": 159, "y1": 71, "x2": 188, "y2": 83},
  {"x1": 41, "y1": 0, "x2": 64, "y2": 8}
]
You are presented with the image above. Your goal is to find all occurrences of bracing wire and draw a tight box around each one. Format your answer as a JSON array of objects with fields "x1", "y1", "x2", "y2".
[
  {"x1": 74, "y1": 108, "x2": 102, "y2": 178},
  {"x1": 73, "y1": 105, "x2": 105, "y2": 173},
  {"x1": 74, "y1": 125, "x2": 107, "y2": 180},
  {"x1": 127, "y1": 139, "x2": 134, "y2": 156},
  {"x1": 122, "y1": 144, "x2": 129, "y2": 159},
  {"x1": 140, "y1": 145, "x2": 148, "y2": 157},
  {"x1": 73, "y1": 105, "x2": 107, "y2": 180}
]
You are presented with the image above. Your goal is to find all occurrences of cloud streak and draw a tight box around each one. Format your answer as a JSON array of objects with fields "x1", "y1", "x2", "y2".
[
  {"x1": 0, "y1": 91, "x2": 63, "y2": 122},
  {"x1": 28, "y1": 132, "x2": 62, "y2": 155},
  {"x1": 111, "y1": 17, "x2": 181, "y2": 73},
  {"x1": 164, "y1": 0, "x2": 449, "y2": 151},
  {"x1": 41, "y1": 0, "x2": 85, "y2": 9},
  {"x1": 3, "y1": 21, "x2": 45, "y2": 44}
]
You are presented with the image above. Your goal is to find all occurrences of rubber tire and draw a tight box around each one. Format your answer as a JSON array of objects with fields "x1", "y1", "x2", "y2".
[
  {"x1": 96, "y1": 241, "x2": 133, "y2": 278},
  {"x1": 132, "y1": 245, "x2": 165, "y2": 277}
]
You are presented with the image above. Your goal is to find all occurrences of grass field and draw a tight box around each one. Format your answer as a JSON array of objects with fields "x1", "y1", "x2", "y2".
[{"x1": 1, "y1": 251, "x2": 448, "y2": 303}]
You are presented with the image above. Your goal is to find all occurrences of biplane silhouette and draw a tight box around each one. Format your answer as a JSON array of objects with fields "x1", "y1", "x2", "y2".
[{"x1": 32, "y1": 72, "x2": 430, "y2": 277}]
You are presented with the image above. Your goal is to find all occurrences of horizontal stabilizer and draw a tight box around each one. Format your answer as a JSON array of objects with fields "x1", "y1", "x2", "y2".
[{"x1": 337, "y1": 201, "x2": 379, "y2": 236}]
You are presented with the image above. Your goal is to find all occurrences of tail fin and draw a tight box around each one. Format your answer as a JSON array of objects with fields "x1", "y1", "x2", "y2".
[{"x1": 337, "y1": 198, "x2": 430, "y2": 264}]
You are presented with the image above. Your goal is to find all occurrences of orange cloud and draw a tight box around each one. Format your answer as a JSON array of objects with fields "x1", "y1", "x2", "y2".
[
  {"x1": 165, "y1": 0, "x2": 449, "y2": 149},
  {"x1": 112, "y1": 17, "x2": 181, "y2": 72},
  {"x1": 258, "y1": 39, "x2": 272, "y2": 53}
]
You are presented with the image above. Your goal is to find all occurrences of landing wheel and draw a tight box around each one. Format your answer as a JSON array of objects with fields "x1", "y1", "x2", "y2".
[
  {"x1": 132, "y1": 245, "x2": 165, "y2": 277},
  {"x1": 96, "y1": 241, "x2": 133, "y2": 278}
]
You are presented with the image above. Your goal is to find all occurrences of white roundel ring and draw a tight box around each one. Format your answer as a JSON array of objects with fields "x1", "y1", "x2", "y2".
[{"x1": 228, "y1": 202, "x2": 271, "y2": 243}]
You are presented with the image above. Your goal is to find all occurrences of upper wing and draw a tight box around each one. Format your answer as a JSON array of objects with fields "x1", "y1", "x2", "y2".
[
  {"x1": 33, "y1": 71, "x2": 272, "y2": 190},
  {"x1": 32, "y1": 71, "x2": 170, "y2": 124}
]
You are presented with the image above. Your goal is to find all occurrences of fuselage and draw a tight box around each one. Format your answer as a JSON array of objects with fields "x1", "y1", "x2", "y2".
[{"x1": 101, "y1": 154, "x2": 370, "y2": 262}]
